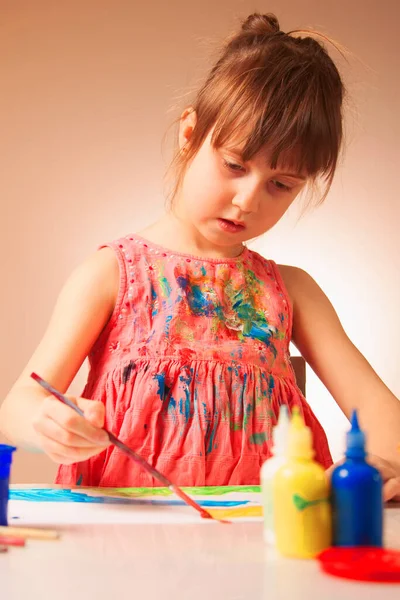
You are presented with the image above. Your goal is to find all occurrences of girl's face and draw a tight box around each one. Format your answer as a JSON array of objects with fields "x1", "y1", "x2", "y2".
[{"x1": 174, "y1": 110, "x2": 308, "y2": 254}]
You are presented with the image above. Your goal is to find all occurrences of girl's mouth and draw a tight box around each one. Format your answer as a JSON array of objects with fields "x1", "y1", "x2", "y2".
[{"x1": 217, "y1": 218, "x2": 246, "y2": 233}]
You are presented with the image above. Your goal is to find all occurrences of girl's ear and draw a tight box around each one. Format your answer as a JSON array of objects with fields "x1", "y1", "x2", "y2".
[{"x1": 178, "y1": 107, "x2": 197, "y2": 151}]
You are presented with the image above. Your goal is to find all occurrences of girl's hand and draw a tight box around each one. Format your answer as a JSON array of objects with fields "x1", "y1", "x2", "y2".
[
  {"x1": 327, "y1": 454, "x2": 400, "y2": 502},
  {"x1": 367, "y1": 455, "x2": 400, "y2": 502},
  {"x1": 33, "y1": 395, "x2": 110, "y2": 465}
]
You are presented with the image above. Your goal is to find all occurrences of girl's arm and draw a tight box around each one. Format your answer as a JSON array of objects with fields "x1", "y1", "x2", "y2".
[
  {"x1": 0, "y1": 247, "x2": 119, "y2": 452},
  {"x1": 279, "y1": 265, "x2": 400, "y2": 475}
]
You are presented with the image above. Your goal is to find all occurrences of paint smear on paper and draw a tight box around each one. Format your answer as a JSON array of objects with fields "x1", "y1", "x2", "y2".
[
  {"x1": 99, "y1": 485, "x2": 260, "y2": 497},
  {"x1": 208, "y1": 505, "x2": 263, "y2": 519},
  {"x1": 9, "y1": 488, "x2": 250, "y2": 508}
]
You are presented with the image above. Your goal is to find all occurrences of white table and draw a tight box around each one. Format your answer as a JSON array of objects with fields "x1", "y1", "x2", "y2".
[{"x1": 1, "y1": 486, "x2": 399, "y2": 600}]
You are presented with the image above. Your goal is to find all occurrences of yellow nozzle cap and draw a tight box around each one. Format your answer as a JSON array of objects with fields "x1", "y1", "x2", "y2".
[{"x1": 287, "y1": 407, "x2": 314, "y2": 460}]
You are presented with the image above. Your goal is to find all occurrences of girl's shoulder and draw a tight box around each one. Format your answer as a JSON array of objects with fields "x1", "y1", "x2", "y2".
[
  {"x1": 74, "y1": 245, "x2": 120, "y2": 303},
  {"x1": 274, "y1": 264, "x2": 313, "y2": 312},
  {"x1": 276, "y1": 264, "x2": 307, "y2": 289},
  {"x1": 276, "y1": 264, "x2": 330, "y2": 316}
]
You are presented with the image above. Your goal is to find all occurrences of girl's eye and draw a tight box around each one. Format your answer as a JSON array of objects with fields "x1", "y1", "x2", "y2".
[
  {"x1": 223, "y1": 159, "x2": 245, "y2": 173},
  {"x1": 271, "y1": 180, "x2": 292, "y2": 192}
]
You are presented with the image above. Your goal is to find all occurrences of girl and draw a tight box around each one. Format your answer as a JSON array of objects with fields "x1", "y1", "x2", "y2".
[{"x1": 1, "y1": 13, "x2": 399, "y2": 498}]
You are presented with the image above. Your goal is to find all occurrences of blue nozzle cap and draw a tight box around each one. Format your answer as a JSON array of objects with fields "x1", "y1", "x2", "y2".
[{"x1": 345, "y1": 410, "x2": 366, "y2": 459}]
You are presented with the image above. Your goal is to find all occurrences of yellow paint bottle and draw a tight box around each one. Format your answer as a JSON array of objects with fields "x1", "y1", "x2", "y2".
[{"x1": 273, "y1": 407, "x2": 331, "y2": 559}]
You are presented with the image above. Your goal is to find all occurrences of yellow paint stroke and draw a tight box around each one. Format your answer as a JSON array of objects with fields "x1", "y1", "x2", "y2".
[
  {"x1": 71, "y1": 487, "x2": 264, "y2": 519},
  {"x1": 208, "y1": 505, "x2": 263, "y2": 520}
]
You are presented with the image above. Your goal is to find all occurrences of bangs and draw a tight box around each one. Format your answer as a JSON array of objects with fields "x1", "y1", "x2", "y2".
[
  {"x1": 208, "y1": 57, "x2": 342, "y2": 182},
  {"x1": 166, "y1": 25, "x2": 344, "y2": 205}
]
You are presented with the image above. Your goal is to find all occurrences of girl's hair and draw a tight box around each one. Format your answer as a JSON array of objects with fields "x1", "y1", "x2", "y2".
[{"x1": 165, "y1": 12, "x2": 345, "y2": 205}]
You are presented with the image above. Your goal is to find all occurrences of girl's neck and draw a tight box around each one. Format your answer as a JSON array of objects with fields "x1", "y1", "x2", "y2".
[{"x1": 138, "y1": 213, "x2": 245, "y2": 260}]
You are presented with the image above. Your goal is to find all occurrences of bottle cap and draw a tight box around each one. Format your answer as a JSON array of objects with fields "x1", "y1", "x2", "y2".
[
  {"x1": 0, "y1": 445, "x2": 16, "y2": 480},
  {"x1": 318, "y1": 547, "x2": 400, "y2": 582},
  {"x1": 272, "y1": 405, "x2": 290, "y2": 456},
  {"x1": 345, "y1": 410, "x2": 366, "y2": 459},
  {"x1": 287, "y1": 407, "x2": 314, "y2": 460}
]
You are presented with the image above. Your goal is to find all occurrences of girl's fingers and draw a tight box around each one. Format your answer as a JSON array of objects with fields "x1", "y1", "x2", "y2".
[
  {"x1": 40, "y1": 396, "x2": 109, "y2": 445},
  {"x1": 47, "y1": 454, "x2": 77, "y2": 465},
  {"x1": 383, "y1": 477, "x2": 400, "y2": 503},
  {"x1": 34, "y1": 415, "x2": 108, "y2": 449},
  {"x1": 77, "y1": 397, "x2": 106, "y2": 429},
  {"x1": 327, "y1": 455, "x2": 400, "y2": 502},
  {"x1": 36, "y1": 433, "x2": 106, "y2": 464},
  {"x1": 366, "y1": 454, "x2": 397, "y2": 481}
]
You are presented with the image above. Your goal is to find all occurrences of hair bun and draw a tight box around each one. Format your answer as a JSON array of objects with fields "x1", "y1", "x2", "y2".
[{"x1": 241, "y1": 13, "x2": 280, "y2": 36}]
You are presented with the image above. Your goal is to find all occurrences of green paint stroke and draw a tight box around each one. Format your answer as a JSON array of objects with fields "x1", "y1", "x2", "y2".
[
  {"x1": 249, "y1": 432, "x2": 268, "y2": 445},
  {"x1": 293, "y1": 494, "x2": 330, "y2": 511},
  {"x1": 159, "y1": 276, "x2": 172, "y2": 298},
  {"x1": 97, "y1": 485, "x2": 260, "y2": 497}
]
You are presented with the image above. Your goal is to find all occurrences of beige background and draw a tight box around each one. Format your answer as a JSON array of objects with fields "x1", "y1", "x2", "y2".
[{"x1": 1, "y1": 0, "x2": 399, "y2": 483}]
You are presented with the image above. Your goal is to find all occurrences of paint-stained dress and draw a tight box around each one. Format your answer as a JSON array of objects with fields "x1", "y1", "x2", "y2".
[{"x1": 56, "y1": 234, "x2": 333, "y2": 487}]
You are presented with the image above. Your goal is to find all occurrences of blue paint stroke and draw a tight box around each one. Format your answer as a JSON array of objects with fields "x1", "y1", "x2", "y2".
[
  {"x1": 176, "y1": 277, "x2": 214, "y2": 317},
  {"x1": 154, "y1": 373, "x2": 172, "y2": 403},
  {"x1": 151, "y1": 285, "x2": 158, "y2": 317},
  {"x1": 154, "y1": 373, "x2": 166, "y2": 399},
  {"x1": 206, "y1": 413, "x2": 218, "y2": 455},
  {"x1": 164, "y1": 314, "x2": 172, "y2": 337},
  {"x1": 179, "y1": 369, "x2": 193, "y2": 422},
  {"x1": 245, "y1": 323, "x2": 273, "y2": 345},
  {"x1": 9, "y1": 489, "x2": 249, "y2": 508},
  {"x1": 268, "y1": 374, "x2": 275, "y2": 398}
]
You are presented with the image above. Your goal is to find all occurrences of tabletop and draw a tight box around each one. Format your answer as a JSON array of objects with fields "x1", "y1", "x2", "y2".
[{"x1": 1, "y1": 485, "x2": 399, "y2": 600}]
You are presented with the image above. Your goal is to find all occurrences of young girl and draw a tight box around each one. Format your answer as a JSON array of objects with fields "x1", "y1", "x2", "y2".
[{"x1": 1, "y1": 13, "x2": 399, "y2": 499}]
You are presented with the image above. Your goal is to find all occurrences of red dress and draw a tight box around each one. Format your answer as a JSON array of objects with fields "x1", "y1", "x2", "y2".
[{"x1": 56, "y1": 234, "x2": 332, "y2": 487}]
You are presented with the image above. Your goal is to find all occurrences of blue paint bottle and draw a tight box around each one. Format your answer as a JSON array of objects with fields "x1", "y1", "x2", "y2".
[
  {"x1": 0, "y1": 444, "x2": 16, "y2": 526},
  {"x1": 331, "y1": 410, "x2": 383, "y2": 547}
]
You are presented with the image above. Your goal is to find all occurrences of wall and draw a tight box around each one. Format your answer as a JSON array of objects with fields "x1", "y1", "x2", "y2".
[{"x1": 1, "y1": 0, "x2": 398, "y2": 482}]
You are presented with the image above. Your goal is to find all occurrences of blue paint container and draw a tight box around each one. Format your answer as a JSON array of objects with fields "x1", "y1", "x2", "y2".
[
  {"x1": 331, "y1": 411, "x2": 383, "y2": 547},
  {"x1": 0, "y1": 444, "x2": 16, "y2": 526}
]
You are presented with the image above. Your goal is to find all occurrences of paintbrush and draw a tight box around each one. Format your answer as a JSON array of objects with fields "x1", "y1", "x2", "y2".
[
  {"x1": 30, "y1": 372, "x2": 216, "y2": 521},
  {"x1": 0, "y1": 526, "x2": 57, "y2": 541}
]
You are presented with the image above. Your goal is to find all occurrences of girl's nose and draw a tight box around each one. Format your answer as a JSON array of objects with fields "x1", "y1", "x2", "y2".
[{"x1": 231, "y1": 183, "x2": 261, "y2": 214}]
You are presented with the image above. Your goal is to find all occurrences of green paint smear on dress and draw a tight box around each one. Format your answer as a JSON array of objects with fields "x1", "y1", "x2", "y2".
[
  {"x1": 96, "y1": 485, "x2": 261, "y2": 497},
  {"x1": 249, "y1": 432, "x2": 268, "y2": 445}
]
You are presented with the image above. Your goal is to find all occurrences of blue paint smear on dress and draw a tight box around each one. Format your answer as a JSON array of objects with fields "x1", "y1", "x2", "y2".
[
  {"x1": 176, "y1": 276, "x2": 214, "y2": 317},
  {"x1": 268, "y1": 374, "x2": 275, "y2": 398},
  {"x1": 164, "y1": 314, "x2": 172, "y2": 337},
  {"x1": 206, "y1": 415, "x2": 218, "y2": 455},
  {"x1": 154, "y1": 373, "x2": 166, "y2": 400},
  {"x1": 247, "y1": 324, "x2": 271, "y2": 344},
  {"x1": 151, "y1": 285, "x2": 158, "y2": 317},
  {"x1": 179, "y1": 369, "x2": 193, "y2": 422}
]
